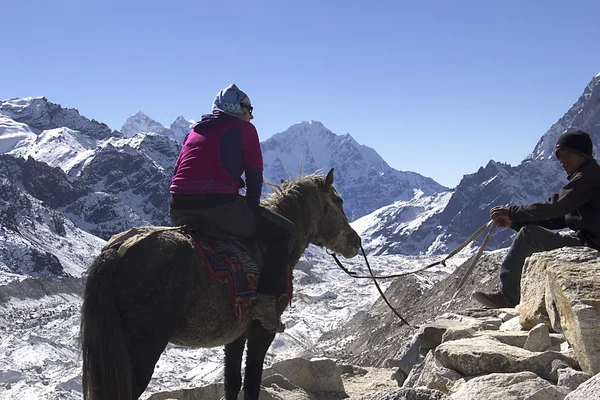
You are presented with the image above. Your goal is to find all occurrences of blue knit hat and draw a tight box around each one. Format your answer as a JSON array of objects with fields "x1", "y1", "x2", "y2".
[{"x1": 212, "y1": 84, "x2": 252, "y2": 117}]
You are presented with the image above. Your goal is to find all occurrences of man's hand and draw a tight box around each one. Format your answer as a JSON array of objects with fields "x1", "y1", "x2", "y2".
[{"x1": 490, "y1": 206, "x2": 512, "y2": 228}]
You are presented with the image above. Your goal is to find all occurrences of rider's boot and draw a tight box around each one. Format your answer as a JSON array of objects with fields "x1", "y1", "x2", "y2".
[{"x1": 251, "y1": 293, "x2": 285, "y2": 333}]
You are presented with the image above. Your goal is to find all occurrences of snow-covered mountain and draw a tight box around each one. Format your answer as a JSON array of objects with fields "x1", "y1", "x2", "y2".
[
  {"x1": 352, "y1": 191, "x2": 454, "y2": 255},
  {"x1": 0, "y1": 154, "x2": 104, "y2": 282},
  {"x1": 262, "y1": 121, "x2": 447, "y2": 220},
  {"x1": 355, "y1": 73, "x2": 600, "y2": 255},
  {"x1": 0, "y1": 98, "x2": 445, "y2": 242},
  {"x1": 0, "y1": 100, "x2": 185, "y2": 239},
  {"x1": 121, "y1": 111, "x2": 192, "y2": 144},
  {"x1": 2, "y1": 72, "x2": 599, "y2": 262},
  {"x1": 0, "y1": 97, "x2": 116, "y2": 140}
]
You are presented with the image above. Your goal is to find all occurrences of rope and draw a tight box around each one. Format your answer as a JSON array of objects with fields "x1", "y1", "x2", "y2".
[
  {"x1": 331, "y1": 220, "x2": 495, "y2": 279},
  {"x1": 329, "y1": 220, "x2": 498, "y2": 326},
  {"x1": 332, "y1": 245, "x2": 412, "y2": 327},
  {"x1": 451, "y1": 221, "x2": 498, "y2": 301}
]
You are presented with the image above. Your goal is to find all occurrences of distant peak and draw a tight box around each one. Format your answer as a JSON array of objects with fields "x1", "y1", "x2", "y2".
[
  {"x1": 1, "y1": 96, "x2": 47, "y2": 109},
  {"x1": 171, "y1": 115, "x2": 192, "y2": 126},
  {"x1": 296, "y1": 120, "x2": 324, "y2": 127},
  {"x1": 131, "y1": 111, "x2": 151, "y2": 119},
  {"x1": 289, "y1": 121, "x2": 330, "y2": 132},
  {"x1": 121, "y1": 112, "x2": 168, "y2": 138},
  {"x1": 122, "y1": 112, "x2": 163, "y2": 127}
]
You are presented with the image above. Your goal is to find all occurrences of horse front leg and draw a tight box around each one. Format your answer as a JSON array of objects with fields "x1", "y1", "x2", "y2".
[
  {"x1": 224, "y1": 335, "x2": 246, "y2": 400},
  {"x1": 243, "y1": 321, "x2": 276, "y2": 400}
]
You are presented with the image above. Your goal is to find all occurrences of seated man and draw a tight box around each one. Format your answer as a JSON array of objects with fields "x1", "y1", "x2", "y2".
[{"x1": 473, "y1": 129, "x2": 600, "y2": 308}]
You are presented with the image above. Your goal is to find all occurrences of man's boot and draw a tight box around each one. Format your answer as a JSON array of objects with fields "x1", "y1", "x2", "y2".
[
  {"x1": 472, "y1": 290, "x2": 519, "y2": 308},
  {"x1": 251, "y1": 293, "x2": 285, "y2": 333}
]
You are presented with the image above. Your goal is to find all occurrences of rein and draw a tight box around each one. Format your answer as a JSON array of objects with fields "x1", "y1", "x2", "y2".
[
  {"x1": 331, "y1": 245, "x2": 412, "y2": 326},
  {"x1": 329, "y1": 220, "x2": 498, "y2": 326}
]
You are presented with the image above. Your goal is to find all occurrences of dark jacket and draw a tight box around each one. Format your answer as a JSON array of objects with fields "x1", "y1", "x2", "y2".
[{"x1": 508, "y1": 159, "x2": 600, "y2": 249}]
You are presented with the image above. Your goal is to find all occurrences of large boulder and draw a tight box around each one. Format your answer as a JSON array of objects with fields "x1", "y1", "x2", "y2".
[
  {"x1": 434, "y1": 336, "x2": 578, "y2": 382},
  {"x1": 442, "y1": 326, "x2": 564, "y2": 349},
  {"x1": 448, "y1": 372, "x2": 567, "y2": 400},
  {"x1": 543, "y1": 250, "x2": 600, "y2": 375},
  {"x1": 417, "y1": 313, "x2": 502, "y2": 350},
  {"x1": 520, "y1": 252, "x2": 554, "y2": 329}
]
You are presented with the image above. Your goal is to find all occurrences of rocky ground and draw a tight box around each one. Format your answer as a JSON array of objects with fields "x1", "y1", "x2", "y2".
[{"x1": 146, "y1": 246, "x2": 600, "y2": 400}]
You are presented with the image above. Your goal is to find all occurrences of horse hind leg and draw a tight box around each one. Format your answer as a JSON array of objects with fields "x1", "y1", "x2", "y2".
[
  {"x1": 129, "y1": 332, "x2": 171, "y2": 399},
  {"x1": 243, "y1": 321, "x2": 276, "y2": 400},
  {"x1": 224, "y1": 335, "x2": 246, "y2": 400},
  {"x1": 121, "y1": 280, "x2": 186, "y2": 398}
]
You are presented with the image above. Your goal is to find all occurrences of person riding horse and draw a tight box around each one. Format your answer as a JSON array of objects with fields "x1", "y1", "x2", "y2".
[{"x1": 169, "y1": 84, "x2": 296, "y2": 332}]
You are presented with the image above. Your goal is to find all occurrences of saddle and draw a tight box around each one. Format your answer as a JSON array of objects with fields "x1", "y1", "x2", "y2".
[{"x1": 184, "y1": 227, "x2": 261, "y2": 318}]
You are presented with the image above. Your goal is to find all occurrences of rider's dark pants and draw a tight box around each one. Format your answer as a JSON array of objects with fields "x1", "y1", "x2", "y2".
[
  {"x1": 499, "y1": 225, "x2": 584, "y2": 302},
  {"x1": 169, "y1": 194, "x2": 296, "y2": 297}
]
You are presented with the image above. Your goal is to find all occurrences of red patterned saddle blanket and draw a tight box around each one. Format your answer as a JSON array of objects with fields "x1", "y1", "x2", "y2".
[{"x1": 186, "y1": 230, "x2": 260, "y2": 318}]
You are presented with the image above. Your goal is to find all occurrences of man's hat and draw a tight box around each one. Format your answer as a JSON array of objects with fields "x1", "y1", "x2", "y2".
[{"x1": 554, "y1": 129, "x2": 594, "y2": 159}]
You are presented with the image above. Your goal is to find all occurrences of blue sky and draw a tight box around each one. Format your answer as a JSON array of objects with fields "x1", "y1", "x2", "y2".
[{"x1": 1, "y1": 0, "x2": 599, "y2": 187}]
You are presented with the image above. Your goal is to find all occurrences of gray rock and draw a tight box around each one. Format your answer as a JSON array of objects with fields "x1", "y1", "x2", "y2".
[
  {"x1": 340, "y1": 364, "x2": 369, "y2": 376},
  {"x1": 499, "y1": 309, "x2": 520, "y2": 322},
  {"x1": 442, "y1": 326, "x2": 563, "y2": 349},
  {"x1": 0, "y1": 370, "x2": 23, "y2": 384},
  {"x1": 560, "y1": 341, "x2": 579, "y2": 362},
  {"x1": 499, "y1": 316, "x2": 524, "y2": 331},
  {"x1": 398, "y1": 341, "x2": 425, "y2": 375},
  {"x1": 448, "y1": 372, "x2": 566, "y2": 400},
  {"x1": 393, "y1": 368, "x2": 408, "y2": 386},
  {"x1": 564, "y1": 372, "x2": 600, "y2": 399},
  {"x1": 437, "y1": 313, "x2": 502, "y2": 331},
  {"x1": 270, "y1": 357, "x2": 344, "y2": 393},
  {"x1": 524, "y1": 323, "x2": 552, "y2": 352},
  {"x1": 146, "y1": 383, "x2": 223, "y2": 400},
  {"x1": 402, "y1": 351, "x2": 462, "y2": 393},
  {"x1": 261, "y1": 373, "x2": 300, "y2": 391},
  {"x1": 356, "y1": 387, "x2": 449, "y2": 400},
  {"x1": 520, "y1": 254, "x2": 552, "y2": 330},
  {"x1": 543, "y1": 249, "x2": 600, "y2": 375},
  {"x1": 557, "y1": 368, "x2": 591, "y2": 391},
  {"x1": 434, "y1": 336, "x2": 578, "y2": 382}
]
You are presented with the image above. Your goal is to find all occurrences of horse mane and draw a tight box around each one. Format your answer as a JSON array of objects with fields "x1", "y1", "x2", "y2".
[
  {"x1": 261, "y1": 173, "x2": 334, "y2": 251},
  {"x1": 262, "y1": 173, "x2": 331, "y2": 213}
]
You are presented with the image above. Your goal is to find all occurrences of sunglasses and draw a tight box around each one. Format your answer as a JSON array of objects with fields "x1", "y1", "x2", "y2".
[{"x1": 241, "y1": 104, "x2": 253, "y2": 114}]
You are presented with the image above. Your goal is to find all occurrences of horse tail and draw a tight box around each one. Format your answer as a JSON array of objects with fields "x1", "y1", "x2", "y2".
[{"x1": 81, "y1": 249, "x2": 133, "y2": 400}]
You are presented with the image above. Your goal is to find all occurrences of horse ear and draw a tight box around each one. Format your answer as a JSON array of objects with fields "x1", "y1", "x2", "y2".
[{"x1": 325, "y1": 168, "x2": 334, "y2": 187}]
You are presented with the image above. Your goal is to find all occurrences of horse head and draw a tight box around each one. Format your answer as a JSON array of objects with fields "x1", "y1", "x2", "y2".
[{"x1": 311, "y1": 168, "x2": 361, "y2": 258}]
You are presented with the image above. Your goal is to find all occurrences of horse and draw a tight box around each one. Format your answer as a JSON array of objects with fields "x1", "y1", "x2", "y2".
[{"x1": 80, "y1": 168, "x2": 362, "y2": 400}]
